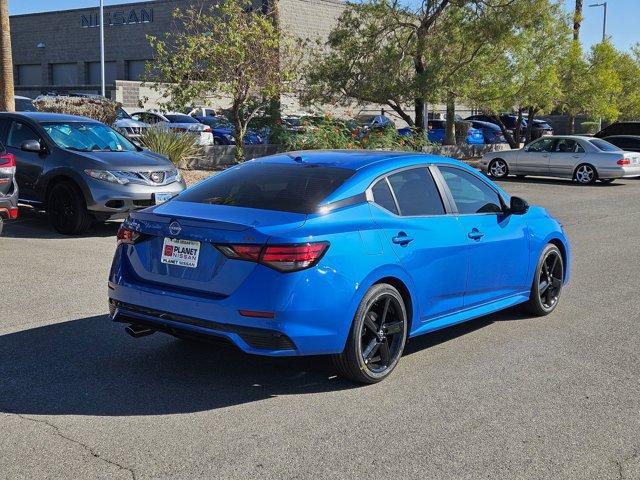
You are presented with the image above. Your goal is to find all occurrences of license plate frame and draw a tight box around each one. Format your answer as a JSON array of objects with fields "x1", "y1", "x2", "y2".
[
  {"x1": 154, "y1": 192, "x2": 174, "y2": 204},
  {"x1": 161, "y1": 238, "x2": 201, "y2": 268}
]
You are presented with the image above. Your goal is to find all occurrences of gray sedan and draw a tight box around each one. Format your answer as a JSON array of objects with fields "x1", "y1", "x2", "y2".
[{"x1": 481, "y1": 135, "x2": 640, "y2": 184}]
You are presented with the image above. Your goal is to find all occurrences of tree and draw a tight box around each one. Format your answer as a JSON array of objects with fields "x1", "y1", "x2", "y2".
[
  {"x1": 616, "y1": 45, "x2": 640, "y2": 120},
  {"x1": 558, "y1": 40, "x2": 591, "y2": 133},
  {"x1": 147, "y1": 0, "x2": 297, "y2": 161},
  {"x1": 0, "y1": 0, "x2": 15, "y2": 112},
  {"x1": 304, "y1": 0, "x2": 515, "y2": 132},
  {"x1": 573, "y1": 0, "x2": 583, "y2": 41},
  {"x1": 586, "y1": 40, "x2": 622, "y2": 123}
]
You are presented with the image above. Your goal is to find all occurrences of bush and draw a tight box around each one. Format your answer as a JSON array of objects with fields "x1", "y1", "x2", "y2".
[
  {"x1": 277, "y1": 118, "x2": 431, "y2": 152},
  {"x1": 138, "y1": 126, "x2": 204, "y2": 166},
  {"x1": 580, "y1": 121, "x2": 600, "y2": 135},
  {"x1": 33, "y1": 96, "x2": 121, "y2": 124}
]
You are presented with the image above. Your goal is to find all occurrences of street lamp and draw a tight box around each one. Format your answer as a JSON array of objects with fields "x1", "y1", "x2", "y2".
[
  {"x1": 589, "y1": 2, "x2": 607, "y2": 43},
  {"x1": 100, "y1": 0, "x2": 105, "y2": 97}
]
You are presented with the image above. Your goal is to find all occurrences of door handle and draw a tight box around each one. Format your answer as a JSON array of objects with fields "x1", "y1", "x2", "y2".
[
  {"x1": 468, "y1": 228, "x2": 484, "y2": 240},
  {"x1": 392, "y1": 232, "x2": 414, "y2": 246}
]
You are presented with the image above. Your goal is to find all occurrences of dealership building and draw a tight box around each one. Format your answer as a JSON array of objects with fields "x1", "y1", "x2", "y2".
[{"x1": 9, "y1": 0, "x2": 346, "y2": 110}]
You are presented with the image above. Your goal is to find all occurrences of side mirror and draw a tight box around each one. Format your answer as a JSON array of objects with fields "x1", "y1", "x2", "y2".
[
  {"x1": 21, "y1": 139, "x2": 43, "y2": 153},
  {"x1": 509, "y1": 196, "x2": 529, "y2": 215}
]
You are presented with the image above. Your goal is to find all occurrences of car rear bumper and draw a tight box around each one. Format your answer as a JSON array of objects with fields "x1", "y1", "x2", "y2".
[
  {"x1": 0, "y1": 178, "x2": 19, "y2": 219},
  {"x1": 107, "y1": 247, "x2": 357, "y2": 356},
  {"x1": 598, "y1": 165, "x2": 640, "y2": 179}
]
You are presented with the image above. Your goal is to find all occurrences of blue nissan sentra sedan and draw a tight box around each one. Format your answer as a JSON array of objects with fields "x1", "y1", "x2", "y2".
[{"x1": 108, "y1": 150, "x2": 570, "y2": 383}]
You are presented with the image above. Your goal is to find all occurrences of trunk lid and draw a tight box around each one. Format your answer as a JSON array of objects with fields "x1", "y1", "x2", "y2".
[{"x1": 123, "y1": 201, "x2": 306, "y2": 296}]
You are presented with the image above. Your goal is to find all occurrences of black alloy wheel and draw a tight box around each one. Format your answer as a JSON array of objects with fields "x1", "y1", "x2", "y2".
[
  {"x1": 524, "y1": 244, "x2": 564, "y2": 316},
  {"x1": 47, "y1": 182, "x2": 92, "y2": 235},
  {"x1": 332, "y1": 284, "x2": 407, "y2": 384}
]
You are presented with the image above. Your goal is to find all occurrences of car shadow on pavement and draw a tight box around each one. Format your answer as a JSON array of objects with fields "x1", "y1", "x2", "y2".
[
  {"x1": 0, "y1": 310, "x2": 524, "y2": 416},
  {"x1": 3, "y1": 206, "x2": 119, "y2": 239}
]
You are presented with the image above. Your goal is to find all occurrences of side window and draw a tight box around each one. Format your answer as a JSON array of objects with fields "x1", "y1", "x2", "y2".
[
  {"x1": 555, "y1": 138, "x2": 579, "y2": 153},
  {"x1": 439, "y1": 166, "x2": 503, "y2": 215},
  {"x1": 6, "y1": 121, "x2": 41, "y2": 149},
  {"x1": 386, "y1": 168, "x2": 445, "y2": 216},
  {"x1": 371, "y1": 179, "x2": 398, "y2": 215},
  {"x1": 527, "y1": 138, "x2": 555, "y2": 152}
]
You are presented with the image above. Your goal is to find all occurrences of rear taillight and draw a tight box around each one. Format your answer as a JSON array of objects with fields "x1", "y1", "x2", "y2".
[
  {"x1": 216, "y1": 242, "x2": 329, "y2": 272},
  {"x1": 617, "y1": 158, "x2": 631, "y2": 165},
  {"x1": 116, "y1": 226, "x2": 139, "y2": 245},
  {"x1": 0, "y1": 153, "x2": 16, "y2": 175},
  {"x1": 9, "y1": 207, "x2": 18, "y2": 219},
  {"x1": 203, "y1": 127, "x2": 212, "y2": 133}
]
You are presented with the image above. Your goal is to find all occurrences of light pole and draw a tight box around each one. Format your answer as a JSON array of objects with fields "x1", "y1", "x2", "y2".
[
  {"x1": 100, "y1": 0, "x2": 105, "y2": 97},
  {"x1": 589, "y1": 2, "x2": 607, "y2": 43}
]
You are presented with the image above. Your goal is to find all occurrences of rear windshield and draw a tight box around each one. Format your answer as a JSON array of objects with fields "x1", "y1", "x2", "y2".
[
  {"x1": 177, "y1": 163, "x2": 355, "y2": 214},
  {"x1": 589, "y1": 139, "x2": 620, "y2": 152}
]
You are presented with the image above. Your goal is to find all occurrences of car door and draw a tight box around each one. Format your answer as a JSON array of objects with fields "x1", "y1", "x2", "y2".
[
  {"x1": 517, "y1": 137, "x2": 556, "y2": 174},
  {"x1": 436, "y1": 165, "x2": 530, "y2": 307},
  {"x1": 368, "y1": 167, "x2": 469, "y2": 322},
  {"x1": 1, "y1": 119, "x2": 47, "y2": 199},
  {"x1": 550, "y1": 138, "x2": 585, "y2": 177}
]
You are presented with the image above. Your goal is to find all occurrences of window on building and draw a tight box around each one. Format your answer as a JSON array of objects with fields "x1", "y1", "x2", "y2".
[
  {"x1": 127, "y1": 60, "x2": 151, "y2": 81},
  {"x1": 88, "y1": 61, "x2": 117, "y2": 85},
  {"x1": 51, "y1": 63, "x2": 78, "y2": 86},
  {"x1": 16, "y1": 65, "x2": 41, "y2": 86}
]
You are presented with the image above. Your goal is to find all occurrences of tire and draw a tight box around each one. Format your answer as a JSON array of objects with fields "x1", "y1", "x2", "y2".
[
  {"x1": 332, "y1": 283, "x2": 408, "y2": 384},
  {"x1": 47, "y1": 181, "x2": 93, "y2": 235},
  {"x1": 574, "y1": 163, "x2": 597, "y2": 185},
  {"x1": 599, "y1": 178, "x2": 615, "y2": 184},
  {"x1": 523, "y1": 244, "x2": 564, "y2": 316},
  {"x1": 488, "y1": 159, "x2": 509, "y2": 179}
]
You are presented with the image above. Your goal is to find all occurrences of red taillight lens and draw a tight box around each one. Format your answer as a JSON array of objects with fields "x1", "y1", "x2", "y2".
[
  {"x1": 617, "y1": 157, "x2": 631, "y2": 165},
  {"x1": 216, "y1": 242, "x2": 329, "y2": 272},
  {"x1": 9, "y1": 207, "x2": 18, "y2": 219},
  {"x1": 0, "y1": 153, "x2": 16, "y2": 175},
  {"x1": 116, "y1": 226, "x2": 138, "y2": 245},
  {"x1": 203, "y1": 127, "x2": 212, "y2": 133}
]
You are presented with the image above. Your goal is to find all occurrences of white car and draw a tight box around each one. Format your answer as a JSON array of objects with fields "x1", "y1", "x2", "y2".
[
  {"x1": 481, "y1": 135, "x2": 640, "y2": 184},
  {"x1": 131, "y1": 111, "x2": 214, "y2": 146}
]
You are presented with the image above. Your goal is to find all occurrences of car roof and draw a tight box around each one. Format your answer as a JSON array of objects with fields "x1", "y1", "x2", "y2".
[
  {"x1": 603, "y1": 134, "x2": 640, "y2": 139},
  {"x1": 253, "y1": 150, "x2": 473, "y2": 173},
  {"x1": 0, "y1": 111, "x2": 97, "y2": 123}
]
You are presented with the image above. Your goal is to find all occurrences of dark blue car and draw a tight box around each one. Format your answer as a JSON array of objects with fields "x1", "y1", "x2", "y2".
[
  {"x1": 398, "y1": 120, "x2": 485, "y2": 144},
  {"x1": 109, "y1": 151, "x2": 570, "y2": 383},
  {"x1": 194, "y1": 116, "x2": 263, "y2": 145}
]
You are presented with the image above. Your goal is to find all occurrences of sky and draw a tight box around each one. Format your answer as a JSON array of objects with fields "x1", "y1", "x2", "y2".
[{"x1": 8, "y1": 0, "x2": 640, "y2": 53}]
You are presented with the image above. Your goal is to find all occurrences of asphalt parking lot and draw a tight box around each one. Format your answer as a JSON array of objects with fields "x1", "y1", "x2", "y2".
[{"x1": 1, "y1": 176, "x2": 639, "y2": 480}]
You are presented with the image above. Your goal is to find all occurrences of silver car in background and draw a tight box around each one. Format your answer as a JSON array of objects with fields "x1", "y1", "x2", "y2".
[
  {"x1": 131, "y1": 111, "x2": 214, "y2": 146},
  {"x1": 481, "y1": 135, "x2": 640, "y2": 184},
  {"x1": 114, "y1": 108, "x2": 149, "y2": 141}
]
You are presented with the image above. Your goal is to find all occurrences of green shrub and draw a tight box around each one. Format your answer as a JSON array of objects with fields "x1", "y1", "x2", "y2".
[
  {"x1": 138, "y1": 126, "x2": 204, "y2": 166},
  {"x1": 580, "y1": 121, "x2": 600, "y2": 135},
  {"x1": 33, "y1": 96, "x2": 121, "y2": 124}
]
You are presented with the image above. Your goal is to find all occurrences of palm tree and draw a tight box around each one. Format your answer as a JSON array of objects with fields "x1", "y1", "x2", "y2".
[
  {"x1": 0, "y1": 0, "x2": 15, "y2": 112},
  {"x1": 573, "y1": 0, "x2": 583, "y2": 41}
]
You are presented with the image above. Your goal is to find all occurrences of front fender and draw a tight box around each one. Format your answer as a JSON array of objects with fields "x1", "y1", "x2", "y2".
[{"x1": 37, "y1": 167, "x2": 93, "y2": 204}]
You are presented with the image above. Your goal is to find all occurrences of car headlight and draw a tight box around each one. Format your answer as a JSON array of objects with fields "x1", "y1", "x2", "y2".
[
  {"x1": 165, "y1": 168, "x2": 181, "y2": 183},
  {"x1": 84, "y1": 169, "x2": 129, "y2": 185}
]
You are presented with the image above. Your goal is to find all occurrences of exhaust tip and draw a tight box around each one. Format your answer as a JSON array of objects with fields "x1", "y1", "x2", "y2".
[{"x1": 125, "y1": 324, "x2": 156, "y2": 338}]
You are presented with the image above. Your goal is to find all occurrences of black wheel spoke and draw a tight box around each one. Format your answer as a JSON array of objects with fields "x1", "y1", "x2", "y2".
[
  {"x1": 380, "y1": 297, "x2": 390, "y2": 327},
  {"x1": 378, "y1": 342, "x2": 391, "y2": 367},
  {"x1": 384, "y1": 321, "x2": 403, "y2": 335},
  {"x1": 539, "y1": 279, "x2": 549, "y2": 294},
  {"x1": 364, "y1": 313, "x2": 378, "y2": 334},
  {"x1": 362, "y1": 338, "x2": 380, "y2": 362},
  {"x1": 551, "y1": 277, "x2": 562, "y2": 288},
  {"x1": 550, "y1": 254, "x2": 559, "y2": 273}
]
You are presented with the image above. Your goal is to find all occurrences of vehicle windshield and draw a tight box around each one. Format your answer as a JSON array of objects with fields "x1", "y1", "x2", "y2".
[
  {"x1": 589, "y1": 138, "x2": 621, "y2": 152},
  {"x1": 177, "y1": 163, "x2": 355, "y2": 214},
  {"x1": 41, "y1": 122, "x2": 137, "y2": 152},
  {"x1": 165, "y1": 114, "x2": 199, "y2": 124},
  {"x1": 116, "y1": 108, "x2": 131, "y2": 120}
]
